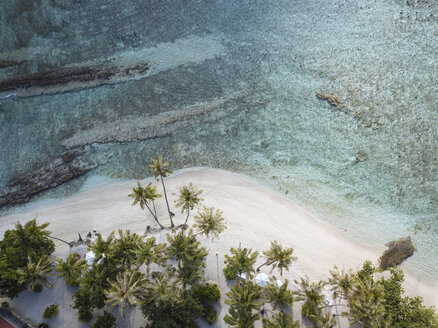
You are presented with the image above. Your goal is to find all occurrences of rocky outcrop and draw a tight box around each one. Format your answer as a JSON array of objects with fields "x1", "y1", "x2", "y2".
[
  {"x1": 0, "y1": 149, "x2": 96, "y2": 208},
  {"x1": 380, "y1": 236, "x2": 415, "y2": 270},
  {"x1": 60, "y1": 91, "x2": 254, "y2": 148},
  {"x1": 315, "y1": 91, "x2": 342, "y2": 107}
]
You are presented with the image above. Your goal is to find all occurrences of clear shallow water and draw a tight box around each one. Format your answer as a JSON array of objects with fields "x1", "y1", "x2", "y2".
[{"x1": 1, "y1": 0, "x2": 437, "y2": 278}]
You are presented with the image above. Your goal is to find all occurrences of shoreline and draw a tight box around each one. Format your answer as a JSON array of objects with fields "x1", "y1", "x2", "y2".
[{"x1": 1, "y1": 167, "x2": 437, "y2": 326}]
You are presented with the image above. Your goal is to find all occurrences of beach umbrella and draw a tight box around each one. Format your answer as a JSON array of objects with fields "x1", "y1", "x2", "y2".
[
  {"x1": 237, "y1": 272, "x2": 247, "y2": 280},
  {"x1": 255, "y1": 273, "x2": 269, "y2": 287},
  {"x1": 85, "y1": 251, "x2": 96, "y2": 265},
  {"x1": 276, "y1": 279, "x2": 283, "y2": 287}
]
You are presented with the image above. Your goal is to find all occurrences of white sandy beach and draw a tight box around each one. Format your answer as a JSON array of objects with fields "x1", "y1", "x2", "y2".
[{"x1": 1, "y1": 167, "x2": 437, "y2": 327}]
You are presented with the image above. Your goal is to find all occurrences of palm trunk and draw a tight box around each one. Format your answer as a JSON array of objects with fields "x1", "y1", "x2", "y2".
[
  {"x1": 160, "y1": 174, "x2": 174, "y2": 227},
  {"x1": 145, "y1": 203, "x2": 165, "y2": 229},
  {"x1": 183, "y1": 208, "x2": 190, "y2": 226},
  {"x1": 257, "y1": 261, "x2": 268, "y2": 272},
  {"x1": 152, "y1": 200, "x2": 158, "y2": 219},
  {"x1": 47, "y1": 235, "x2": 73, "y2": 247}
]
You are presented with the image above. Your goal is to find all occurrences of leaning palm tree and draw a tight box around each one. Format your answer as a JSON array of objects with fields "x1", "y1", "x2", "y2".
[
  {"x1": 263, "y1": 278, "x2": 294, "y2": 311},
  {"x1": 105, "y1": 270, "x2": 146, "y2": 318},
  {"x1": 262, "y1": 311, "x2": 300, "y2": 328},
  {"x1": 224, "y1": 243, "x2": 259, "y2": 279},
  {"x1": 175, "y1": 182, "x2": 203, "y2": 227},
  {"x1": 55, "y1": 252, "x2": 87, "y2": 286},
  {"x1": 294, "y1": 277, "x2": 327, "y2": 321},
  {"x1": 224, "y1": 280, "x2": 264, "y2": 328},
  {"x1": 16, "y1": 255, "x2": 54, "y2": 292},
  {"x1": 257, "y1": 241, "x2": 297, "y2": 275},
  {"x1": 193, "y1": 206, "x2": 227, "y2": 239},
  {"x1": 148, "y1": 155, "x2": 174, "y2": 227},
  {"x1": 129, "y1": 181, "x2": 164, "y2": 229},
  {"x1": 135, "y1": 236, "x2": 167, "y2": 270}
]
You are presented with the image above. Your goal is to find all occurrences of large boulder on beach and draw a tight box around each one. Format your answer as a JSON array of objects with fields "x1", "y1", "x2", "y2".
[{"x1": 380, "y1": 236, "x2": 415, "y2": 270}]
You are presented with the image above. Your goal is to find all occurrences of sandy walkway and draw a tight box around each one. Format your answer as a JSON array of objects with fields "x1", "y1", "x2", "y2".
[{"x1": 1, "y1": 167, "x2": 437, "y2": 327}]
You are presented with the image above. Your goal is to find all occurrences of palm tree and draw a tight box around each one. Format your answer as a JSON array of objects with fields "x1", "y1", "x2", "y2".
[
  {"x1": 263, "y1": 278, "x2": 294, "y2": 311},
  {"x1": 145, "y1": 268, "x2": 180, "y2": 307},
  {"x1": 328, "y1": 266, "x2": 354, "y2": 300},
  {"x1": 257, "y1": 241, "x2": 297, "y2": 275},
  {"x1": 224, "y1": 243, "x2": 259, "y2": 278},
  {"x1": 148, "y1": 155, "x2": 174, "y2": 227},
  {"x1": 262, "y1": 312, "x2": 300, "y2": 328},
  {"x1": 224, "y1": 280, "x2": 264, "y2": 328},
  {"x1": 175, "y1": 182, "x2": 203, "y2": 227},
  {"x1": 112, "y1": 229, "x2": 142, "y2": 268},
  {"x1": 135, "y1": 236, "x2": 167, "y2": 270},
  {"x1": 105, "y1": 270, "x2": 146, "y2": 318},
  {"x1": 16, "y1": 255, "x2": 54, "y2": 292},
  {"x1": 129, "y1": 181, "x2": 164, "y2": 229},
  {"x1": 294, "y1": 277, "x2": 326, "y2": 321},
  {"x1": 165, "y1": 230, "x2": 200, "y2": 264},
  {"x1": 193, "y1": 206, "x2": 227, "y2": 239},
  {"x1": 55, "y1": 252, "x2": 87, "y2": 286},
  {"x1": 346, "y1": 278, "x2": 387, "y2": 327},
  {"x1": 177, "y1": 254, "x2": 206, "y2": 289},
  {"x1": 88, "y1": 232, "x2": 115, "y2": 265},
  {"x1": 313, "y1": 312, "x2": 337, "y2": 328},
  {"x1": 12, "y1": 219, "x2": 55, "y2": 255}
]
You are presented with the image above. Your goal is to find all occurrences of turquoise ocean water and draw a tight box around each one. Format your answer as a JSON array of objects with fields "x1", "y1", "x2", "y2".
[{"x1": 0, "y1": 0, "x2": 437, "y2": 278}]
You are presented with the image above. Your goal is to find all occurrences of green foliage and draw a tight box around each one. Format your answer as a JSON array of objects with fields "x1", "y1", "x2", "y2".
[
  {"x1": 16, "y1": 255, "x2": 54, "y2": 292},
  {"x1": 223, "y1": 265, "x2": 238, "y2": 280},
  {"x1": 262, "y1": 311, "x2": 300, "y2": 328},
  {"x1": 193, "y1": 206, "x2": 227, "y2": 239},
  {"x1": 381, "y1": 267, "x2": 438, "y2": 328},
  {"x1": 43, "y1": 304, "x2": 59, "y2": 319},
  {"x1": 91, "y1": 311, "x2": 117, "y2": 328},
  {"x1": 224, "y1": 243, "x2": 259, "y2": 279},
  {"x1": 0, "y1": 219, "x2": 55, "y2": 298},
  {"x1": 260, "y1": 241, "x2": 296, "y2": 275},
  {"x1": 73, "y1": 288, "x2": 95, "y2": 322},
  {"x1": 263, "y1": 278, "x2": 293, "y2": 311},
  {"x1": 357, "y1": 260, "x2": 375, "y2": 282},
  {"x1": 105, "y1": 270, "x2": 146, "y2": 318},
  {"x1": 224, "y1": 281, "x2": 264, "y2": 328},
  {"x1": 192, "y1": 283, "x2": 221, "y2": 304},
  {"x1": 55, "y1": 253, "x2": 86, "y2": 286},
  {"x1": 202, "y1": 305, "x2": 218, "y2": 325},
  {"x1": 294, "y1": 277, "x2": 326, "y2": 320},
  {"x1": 141, "y1": 289, "x2": 203, "y2": 328}
]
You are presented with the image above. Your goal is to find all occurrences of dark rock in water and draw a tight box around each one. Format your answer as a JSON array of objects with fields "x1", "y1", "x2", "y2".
[
  {"x1": 260, "y1": 141, "x2": 269, "y2": 148},
  {"x1": 0, "y1": 59, "x2": 23, "y2": 69},
  {"x1": 315, "y1": 91, "x2": 342, "y2": 107},
  {"x1": 380, "y1": 236, "x2": 415, "y2": 270},
  {"x1": 0, "y1": 61, "x2": 149, "y2": 95},
  {"x1": 0, "y1": 149, "x2": 96, "y2": 208}
]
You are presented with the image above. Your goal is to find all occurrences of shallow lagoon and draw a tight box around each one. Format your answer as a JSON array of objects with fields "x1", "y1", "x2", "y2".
[{"x1": 1, "y1": 0, "x2": 437, "y2": 278}]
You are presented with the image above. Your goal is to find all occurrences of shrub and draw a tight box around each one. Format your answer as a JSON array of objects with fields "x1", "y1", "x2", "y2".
[
  {"x1": 1, "y1": 301, "x2": 9, "y2": 308},
  {"x1": 37, "y1": 323, "x2": 49, "y2": 328},
  {"x1": 223, "y1": 266, "x2": 237, "y2": 280},
  {"x1": 78, "y1": 309, "x2": 93, "y2": 322},
  {"x1": 192, "y1": 283, "x2": 221, "y2": 304},
  {"x1": 92, "y1": 311, "x2": 116, "y2": 328},
  {"x1": 43, "y1": 304, "x2": 59, "y2": 319},
  {"x1": 33, "y1": 283, "x2": 43, "y2": 293},
  {"x1": 202, "y1": 305, "x2": 218, "y2": 325}
]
